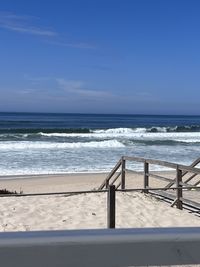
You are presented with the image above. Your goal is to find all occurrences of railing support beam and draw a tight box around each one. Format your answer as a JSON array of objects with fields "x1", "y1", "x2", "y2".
[
  {"x1": 107, "y1": 185, "x2": 116, "y2": 229},
  {"x1": 144, "y1": 161, "x2": 149, "y2": 193},
  {"x1": 176, "y1": 166, "x2": 183, "y2": 210},
  {"x1": 121, "y1": 158, "x2": 126, "y2": 189}
]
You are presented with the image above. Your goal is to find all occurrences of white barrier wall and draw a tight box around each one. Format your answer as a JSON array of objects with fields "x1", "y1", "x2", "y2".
[{"x1": 0, "y1": 227, "x2": 200, "y2": 267}]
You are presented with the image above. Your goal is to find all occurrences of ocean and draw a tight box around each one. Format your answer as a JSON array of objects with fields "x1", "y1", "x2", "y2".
[{"x1": 0, "y1": 112, "x2": 200, "y2": 176}]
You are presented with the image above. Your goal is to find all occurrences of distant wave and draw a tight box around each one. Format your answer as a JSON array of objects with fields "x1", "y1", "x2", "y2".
[
  {"x1": 0, "y1": 140, "x2": 124, "y2": 150},
  {"x1": 93, "y1": 126, "x2": 200, "y2": 133},
  {"x1": 126, "y1": 139, "x2": 200, "y2": 146},
  {"x1": 0, "y1": 127, "x2": 200, "y2": 145},
  {"x1": 150, "y1": 125, "x2": 200, "y2": 132},
  {"x1": 93, "y1": 128, "x2": 140, "y2": 134},
  {"x1": 1, "y1": 125, "x2": 200, "y2": 135},
  {"x1": 39, "y1": 130, "x2": 200, "y2": 142},
  {"x1": 0, "y1": 128, "x2": 91, "y2": 134},
  {"x1": 172, "y1": 139, "x2": 200, "y2": 143}
]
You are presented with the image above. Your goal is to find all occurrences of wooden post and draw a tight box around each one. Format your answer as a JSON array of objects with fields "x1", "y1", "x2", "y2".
[
  {"x1": 105, "y1": 179, "x2": 109, "y2": 189},
  {"x1": 121, "y1": 158, "x2": 126, "y2": 189},
  {"x1": 176, "y1": 165, "x2": 183, "y2": 210},
  {"x1": 107, "y1": 185, "x2": 116, "y2": 229},
  {"x1": 144, "y1": 161, "x2": 149, "y2": 193}
]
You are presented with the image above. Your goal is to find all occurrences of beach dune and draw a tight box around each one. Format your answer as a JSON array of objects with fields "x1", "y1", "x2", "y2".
[{"x1": 0, "y1": 172, "x2": 199, "y2": 232}]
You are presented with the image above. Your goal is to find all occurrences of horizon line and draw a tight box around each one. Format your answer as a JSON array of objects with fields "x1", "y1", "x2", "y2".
[{"x1": 0, "y1": 111, "x2": 200, "y2": 117}]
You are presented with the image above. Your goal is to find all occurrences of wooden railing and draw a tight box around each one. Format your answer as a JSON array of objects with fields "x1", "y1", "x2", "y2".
[
  {"x1": 99, "y1": 158, "x2": 125, "y2": 190},
  {"x1": 165, "y1": 157, "x2": 200, "y2": 189},
  {"x1": 99, "y1": 156, "x2": 200, "y2": 210}
]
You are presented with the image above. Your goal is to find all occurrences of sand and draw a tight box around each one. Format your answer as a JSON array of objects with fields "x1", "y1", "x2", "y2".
[{"x1": 0, "y1": 172, "x2": 199, "y2": 232}]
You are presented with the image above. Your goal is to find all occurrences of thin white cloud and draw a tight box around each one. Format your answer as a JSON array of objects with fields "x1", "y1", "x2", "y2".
[
  {"x1": 0, "y1": 12, "x2": 96, "y2": 49},
  {"x1": 18, "y1": 89, "x2": 35, "y2": 95},
  {"x1": 133, "y1": 91, "x2": 159, "y2": 102},
  {"x1": 0, "y1": 12, "x2": 56, "y2": 36},
  {"x1": 3, "y1": 24, "x2": 56, "y2": 36},
  {"x1": 21, "y1": 76, "x2": 110, "y2": 98},
  {"x1": 47, "y1": 40, "x2": 96, "y2": 49},
  {"x1": 57, "y1": 78, "x2": 112, "y2": 98},
  {"x1": 23, "y1": 74, "x2": 53, "y2": 82},
  {"x1": 22, "y1": 75, "x2": 157, "y2": 103}
]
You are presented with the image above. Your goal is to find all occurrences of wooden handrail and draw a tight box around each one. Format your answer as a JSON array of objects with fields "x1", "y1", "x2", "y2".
[
  {"x1": 110, "y1": 172, "x2": 121, "y2": 185},
  {"x1": 165, "y1": 157, "x2": 200, "y2": 189},
  {"x1": 98, "y1": 156, "x2": 200, "y2": 210},
  {"x1": 99, "y1": 157, "x2": 200, "y2": 191},
  {"x1": 122, "y1": 156, "x2": 200, "y2": 174},
  {"x1": 123, "y1": 156, "x2": 178, "y2": 168},
  {"x1": 99, "y1": 159, "x2": 122, "y2": 189}
]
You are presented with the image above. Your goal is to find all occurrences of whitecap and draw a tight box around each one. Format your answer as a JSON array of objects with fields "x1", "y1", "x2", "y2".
[{"x1": 0, "y1": 140, "x2": 125, "y2": 150}]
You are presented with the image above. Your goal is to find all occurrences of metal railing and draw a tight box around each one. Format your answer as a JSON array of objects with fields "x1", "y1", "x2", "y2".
[{"x1": 0, "y1": 227, "x2": 200, "y2": 266}]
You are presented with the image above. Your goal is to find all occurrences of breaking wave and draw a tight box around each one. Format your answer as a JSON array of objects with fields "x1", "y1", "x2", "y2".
[{"x1": 0, "y1": 140, "x2": 125, "y2": 150}]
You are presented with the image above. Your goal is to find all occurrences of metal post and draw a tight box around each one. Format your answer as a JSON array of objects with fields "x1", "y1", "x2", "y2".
[
  {"x1": 144, "y1": 161, "x2": 149, "y2": 193},
  {"x1": 107, "y1": 185, "x2": 116, "y2": 228}
]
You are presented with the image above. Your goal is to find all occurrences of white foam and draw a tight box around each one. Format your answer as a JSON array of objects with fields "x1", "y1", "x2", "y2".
[
  {"x1": 0, "y1": 168, "x2": 110, "y2": 176},
  {"x1": 93, "y1": 128, "x2": 139, "y2": 134},
  {"x1": 174, "y1": 139, "x2": 200, "y2": 143},
  {"x1": 142, "y1": 132, "x2": 200, "y2": 142},
  {"x1": 0, "y1": 140, "x2": 124, "y2": 150},
  {"x1": 149, "y1": 127, "x2": 168, "y2": 132},
  {"x1": 39, "y1": 132, "x2": 93, "y2": 138},
  {"x1": 39, "y1": 132, "x2": 73, "y2": 137},
  {"x1": 39, "y1": 129, "x2": 200, "y2": 142},
  {"x1": 39, "y1": 128, "x2": 146, "y2": 138}
]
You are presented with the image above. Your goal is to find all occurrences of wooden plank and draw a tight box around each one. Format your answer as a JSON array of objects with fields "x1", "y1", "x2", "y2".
[
  {"x1": 179, "y1": 182, "x2": 194, "y2": 188},
  {"x1": 184, "y1": 173, "x2": 198, "y2": 184},
  {"x1": 99, "y1": 159, "x2": 122, "y2": 190},
  {"x1": 149, "y1": 173, "x2": 173, "y2": 183},
  {"x1": 182, "y1": 157, "x2": 200, "y2": 177},
  {"x1": 123, "y1": 156, "x2": 200, "y2": 174},
  {"x1": 170, "y1": 198, "x2": 178, "y2": 207},
  {"x1": 107, "y1": 185, "x2": 115, "y2": 229},
  {"x1": 117, "y1": 186, "x2": 200, "y2": 192},
  {"x1": 121, "y1": 158, "x2": 126, "y2": 189},
  {"x1": 181, "y1": 197, "x2": 200, "y2": 210},
  {"x1": 148, "y1": 190, "x2": 200, "y2": 211},
  {"x1": 178, "y1": 164, "x2": 200, "y2": 174},
  {"x1": 176, "y1": 167, "x2": 183, "y2": 210},
  {"x1": 187, "y1": 157, "x2": 200, "y2": 166},
  {"x1": 165, "y1": 158, "x2": 200, "y2": 189},
  {"x1": 116, "y1": 181, "x2": 121, "y2": 189},
  {"x1": 149, "y1": 190, "x2": 176, "y2": 201},
  {"x1": 123, "y1": 156, "x2": 146, "y2": 163},
  {"x1": 99, "y1": 156, "x2": 200, "y2": 191},
  {"x1": 194, "y1": 180, "x2": 200, "y2": 186},
  {"x1": 170, "y1": 198, "x2": 177, "y2": 207},
  {"x1": 0, "y1": 189, "x2": 108, "y2": 198},
  {"x1": 125, "y1": 169, "x2": 143, "y2": 175},
  {"x1": 123, "y1": 156, "x2": 177, "y2": 169},
  {"x1": 110, "y1": 172, "x2": 121, "y2": 186},
  {"x1": 144, "y1": 162, "x2": 149, "y2": 193}
]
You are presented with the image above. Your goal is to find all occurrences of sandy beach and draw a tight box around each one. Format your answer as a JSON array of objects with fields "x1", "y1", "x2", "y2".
[{"x1": 0, "y1": 172, "x2": 199, "y2": 232}]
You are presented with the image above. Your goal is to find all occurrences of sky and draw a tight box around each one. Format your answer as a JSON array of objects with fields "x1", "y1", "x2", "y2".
[{"x1": 0, "y1": 0, "x2": 200, "y2": 115}]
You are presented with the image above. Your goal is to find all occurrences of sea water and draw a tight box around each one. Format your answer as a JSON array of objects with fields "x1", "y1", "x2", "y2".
[{"x1": 0, "y1": 112, "x2": 200, "y2": 176}]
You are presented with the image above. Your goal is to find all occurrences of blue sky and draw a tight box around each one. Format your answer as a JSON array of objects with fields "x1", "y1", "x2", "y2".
[{"x1": 0, "y1": 0, "x2": 200, "y2": 114}]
